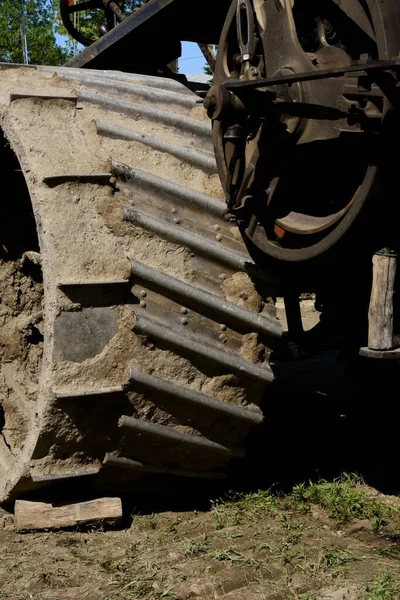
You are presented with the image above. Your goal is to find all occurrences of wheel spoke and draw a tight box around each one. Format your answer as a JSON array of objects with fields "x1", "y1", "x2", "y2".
[
  {"x1": 261, "y1": 0, "x2": 314, "y2": 77},
  {"x1": 324, "y1": 0, "x2": 376, "y2": 42},
  {"x1": 68, "y1": 0, "x2": 101, "y2": 14}
]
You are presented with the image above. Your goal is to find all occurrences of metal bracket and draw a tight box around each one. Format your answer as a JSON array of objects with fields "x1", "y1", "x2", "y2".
[{"x1": 225, "y1": 59, "x2": 400, "y2": 90}]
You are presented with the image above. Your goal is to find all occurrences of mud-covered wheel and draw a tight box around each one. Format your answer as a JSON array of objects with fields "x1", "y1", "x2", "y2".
[
  {"x1": 211, "y1": 0, "x2": 400, "y2": 287},
  {"x1": 0, "y1": 64, "x2": 281, "y2": 503}
]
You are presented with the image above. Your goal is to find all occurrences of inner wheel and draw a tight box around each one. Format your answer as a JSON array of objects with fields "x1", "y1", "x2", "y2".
[
  {"x1": 60, "y1": 0, "x2": 126, "y2": 47},
  {"x1": 212, "y1": 0, "x2": 399, "y2": 266}
]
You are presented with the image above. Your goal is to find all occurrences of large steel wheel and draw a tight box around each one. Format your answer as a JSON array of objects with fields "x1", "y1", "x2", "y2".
[{"x1": 211, "y1": 0, "x2": 400, "y2": 281}]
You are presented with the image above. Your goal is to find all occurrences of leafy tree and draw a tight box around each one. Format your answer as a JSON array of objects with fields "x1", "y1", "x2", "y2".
[{"x1": 0, "y1": 0, "x2": 71, "y2": 65}]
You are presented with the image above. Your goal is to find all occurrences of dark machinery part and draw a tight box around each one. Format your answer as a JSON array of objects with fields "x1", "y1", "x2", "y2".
[
  {"x1": 60, "y1": 0, "x2": 127, "y2": 47},
  {"x1": 59, "y1": 0, "x2": 400, "y2": 356},
  {"x1": 211, "y1": 0, "x2": 400, "y2": 271},
  {"x1": 63, "y1": 0, "x2": 400, "y2": 271},
  {"x1": 210, "y1": 0, "x2": 400, "y2": 360},
  {"x1": 60, "y1": 0, "x2": 220, "y2": 75},
  {"x1": 63, "y1": 0, "x2": 231, "y2": 73}
]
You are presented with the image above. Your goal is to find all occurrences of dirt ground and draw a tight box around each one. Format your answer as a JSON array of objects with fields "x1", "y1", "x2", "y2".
[
  {"x1": 1, "y1": 476, "x2": 400, "y2": 600},
  {"x1": 2, "y1": 301, "x2": 400, "y2": 600}
]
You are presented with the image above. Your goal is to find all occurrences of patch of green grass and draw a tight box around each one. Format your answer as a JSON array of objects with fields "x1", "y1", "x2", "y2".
[
  {"x1": 366, "y1": 569, "x2": 400, "y2": 600},
  {"x1": 258, "y1": 542, "x2": 271, "y2": 551},
  {"x1": 210, "y1": 489, "x2": 276, "y2": 529},
  {"x1": 165, "y1": 516, "x2": 182, "y2": 534},
  {"x1": 288, "y1": 474, "x2": 398, "y2": 526},
  {"x1": 183, "y1": 538, "x2": 208, "y2": 557},
  {"x1": 323, "y1": 548, "x2": 352, "y2": 568},
  {"x1": 234, "y1": 489, "x2": 276, "y2": 507},
  {"x1": 209, "y1": 548, "x2": 243, "y2": 562},
  {"x1": 101, "y1": 558, "x2": 126, "y2": 573},
  {"x1": 210, "y1": 501, "x2": 230, "y2": 530},
  {"x1": 158, "y1": 587, "x2": 175, "y2": 598},
  {"x1": 280, "y1": 514, "x2": 302, "y2": 545},
  {"x1": 213, "y1": 489, "x2": 276, "y2": 511},
  {"x1": 208, "y1": 547, "x2": 263, "y2": 569},
  {"x1": 104, "y1": 578, "x2": 154, "y2": 599},
  {"x1": 278, "y1": 545, "x2": 305, "y2": 567},
  {"x1": 244, "y1": 556, "x2": 263, "y2": 567},
  {"x1": 377, "y1": 545, "x2": 400, "y2": 560}
]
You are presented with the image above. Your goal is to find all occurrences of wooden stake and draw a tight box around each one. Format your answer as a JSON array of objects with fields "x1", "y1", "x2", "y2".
[
  {"x1": 14, "y1": 497, "x2": 122, "y2": 532},
  {"x1": 368, "y1": 248, "x2": 397, "y2": 351}
]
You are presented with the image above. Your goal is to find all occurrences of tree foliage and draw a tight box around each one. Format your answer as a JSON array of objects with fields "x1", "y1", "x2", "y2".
[
  {"x1": 0, "y1": 0, "x2": 143, "y2": 66},
  {"x1": 0, "y1": 0, "x2": 71, "y2": 65}
]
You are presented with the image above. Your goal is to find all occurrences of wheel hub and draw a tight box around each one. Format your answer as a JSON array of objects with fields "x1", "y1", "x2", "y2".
[
  {"x1": 271, "y1": 68, "x2": 304, "y2": 134},
  {"x1": 204, "y1": 85, "x2": 246, "y2": 121}
]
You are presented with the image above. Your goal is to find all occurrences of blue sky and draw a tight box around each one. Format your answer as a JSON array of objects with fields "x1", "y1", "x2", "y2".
[{"x1": 178, "y1": 42, "x2": 207, "y2": 75}]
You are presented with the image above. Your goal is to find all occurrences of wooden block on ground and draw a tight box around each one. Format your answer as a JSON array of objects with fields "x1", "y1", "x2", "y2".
[{"x1": 14, "y1": 497, "x2": 122, "y2": 532}]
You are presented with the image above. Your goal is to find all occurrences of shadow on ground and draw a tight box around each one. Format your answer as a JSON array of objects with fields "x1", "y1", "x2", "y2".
[{"x1": 231, "y1": 350, "x2": 400, "y2": 497}]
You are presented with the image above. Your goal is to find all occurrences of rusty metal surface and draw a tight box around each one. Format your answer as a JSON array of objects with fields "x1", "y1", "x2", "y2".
[
  {"x1": 10, "y1": 93, "x2": 77, "y2": 104},
  {"x1": 123, "y1": 208, "x2": 253, "y2": 272},
  {"x1": 77, "y1": 89, "x2": 211, "y2": 140},
  {"x1": 225, "y1": 59, "x2": 400, "y2": 90},
  {"x1": 56, "y1": 387, "x2": 125, "y2": 399},
  {"x1": 112, "y1": 161, "x2": 219, "y2": 210},
  {"x1": 97, "y1": 121, "x2": 217, "y2": 173},
  {"x1": 131, "y1": 259, "x2": 280, "y2": 340},
  {"x1": 129, "y1": 367, "x2": 263, "y2": 424},
  {"x1": 38, "y1": 65, "x2": 194, "y2": 94},
  {"x1": 133, "y1": 313, "x2": 274, "y2": 382},
  {"x1": 43, "y1": 173, "x2": 112, "y2": 187},
  {"x1": 119, "y1": 415, "x2": 245, "y2": 457},
  {"x1": 73, "y1": 74, "x2": 198, "y2": 108},
  {"x1": 103, "y1": 454, "x2": 227, "y2": 479}
]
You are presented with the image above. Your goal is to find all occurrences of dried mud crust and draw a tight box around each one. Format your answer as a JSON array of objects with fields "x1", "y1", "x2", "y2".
[
  {"x1": 0, "y1": 65, "x2": 281, "y2": 502},
  {"x1": 0, "y1": 260, "x2": 43, "y2": 470},
  {"x1": 0, "y1": 121, "x2": 44, "y2": 482}
]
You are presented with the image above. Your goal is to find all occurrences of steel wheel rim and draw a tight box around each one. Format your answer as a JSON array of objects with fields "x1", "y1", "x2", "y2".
[{"x1": 212, "y1": 0, "x2": 395, "y2": 263}]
